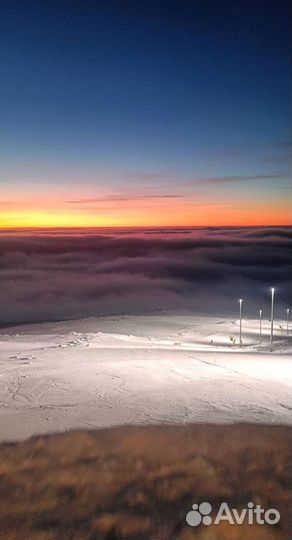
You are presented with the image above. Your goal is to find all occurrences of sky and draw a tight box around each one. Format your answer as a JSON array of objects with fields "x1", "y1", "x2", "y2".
[{"x1": 0, "y1": 0, "x2": 291, "y2": 228}]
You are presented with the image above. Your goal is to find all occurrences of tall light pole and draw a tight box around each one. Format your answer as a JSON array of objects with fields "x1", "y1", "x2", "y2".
[
  {"x1": 259, "y1": 309, "x2": 262, "y2": 343},
  {"x1": 239, "y1": 299, "x2": 243, "y2": 347},
  {"x1": 287, "y1": 308, "x2": 290, "y2": 335},
  {"x1": 270, "y1": 288, "x2": 275, "y2": 352}
]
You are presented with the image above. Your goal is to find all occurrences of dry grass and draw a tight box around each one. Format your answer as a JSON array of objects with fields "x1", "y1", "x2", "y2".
[{"x1": 0, "y1": 424, "x2": 290, "y2": 539}]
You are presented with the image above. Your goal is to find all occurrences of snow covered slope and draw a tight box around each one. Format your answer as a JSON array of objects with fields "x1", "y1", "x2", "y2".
[{"x1": 0, "y1": 313, "x2": 291, "y2": 441}]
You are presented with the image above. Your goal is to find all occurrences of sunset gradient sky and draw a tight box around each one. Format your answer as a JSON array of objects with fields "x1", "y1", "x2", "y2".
[{"x1": 0, "y1": 0, "x2": 290, "y2": 228}]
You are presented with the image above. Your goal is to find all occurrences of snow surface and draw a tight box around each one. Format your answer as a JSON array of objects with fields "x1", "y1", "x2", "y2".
[{"x1": 0, "y1": 313, "x2": 291, "y2": 441}]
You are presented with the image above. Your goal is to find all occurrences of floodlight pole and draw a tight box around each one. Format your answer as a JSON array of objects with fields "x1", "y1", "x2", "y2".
[
  {"x1": 270, "y1": 288, "x2": 275, "y2": 352},
  {"x1": 239, "y1": 299, "x2": 243, "y2": 347},
  {"x1": 259, "y1": 309, "x2": 262, "y2": 343},
  {"x1": 287, "y1": 308, "x2": 290, "y2": 335}
]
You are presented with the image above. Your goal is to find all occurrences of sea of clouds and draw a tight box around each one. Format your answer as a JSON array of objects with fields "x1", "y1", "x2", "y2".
[{"x1": 0, "y1": 227, "x2": 290, "y2": 326}]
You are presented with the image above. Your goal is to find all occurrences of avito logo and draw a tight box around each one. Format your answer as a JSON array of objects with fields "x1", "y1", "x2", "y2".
[{"x1": 186, "y1": 501, "x2": 280, "y2": 527}]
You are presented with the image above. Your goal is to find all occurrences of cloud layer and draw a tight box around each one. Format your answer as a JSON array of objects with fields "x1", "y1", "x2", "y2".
[{"x1": 0, "y1": 227, "x2": 290, "y2": 326}]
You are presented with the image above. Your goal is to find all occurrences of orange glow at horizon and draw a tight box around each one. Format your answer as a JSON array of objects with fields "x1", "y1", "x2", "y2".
[{"x1": 0, "y1": 195, "x2": 290, "y2": 229}]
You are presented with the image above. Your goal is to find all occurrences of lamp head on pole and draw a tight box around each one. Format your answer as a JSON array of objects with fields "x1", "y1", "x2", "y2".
[
  {"x1": 271, "y1": 287, "x2": 275, "y2": 294},
  {"x1": 260, "y1": 309, "x2": 262, "y2": 315},
  {"x1": 287, "y1": 308, "x2": 290, "y2": 315},
  {"x1": 239, "y1": 298, "x2": 243, "y2": 304}
]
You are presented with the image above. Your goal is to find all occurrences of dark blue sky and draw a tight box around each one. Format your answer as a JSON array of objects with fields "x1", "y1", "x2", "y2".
[{"x1": 0, "y1": 0, "x2": 290, "y2": 227}]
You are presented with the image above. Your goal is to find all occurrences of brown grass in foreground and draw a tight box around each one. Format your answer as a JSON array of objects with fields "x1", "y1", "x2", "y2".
[{"x1": 0, "y1": 424, "x2": 291, "y2": 539}]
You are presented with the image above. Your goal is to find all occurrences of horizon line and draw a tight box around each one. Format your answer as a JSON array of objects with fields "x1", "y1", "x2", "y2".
[{"x1": 0, "y1": 223, "x2": 290, "y2": 232}]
